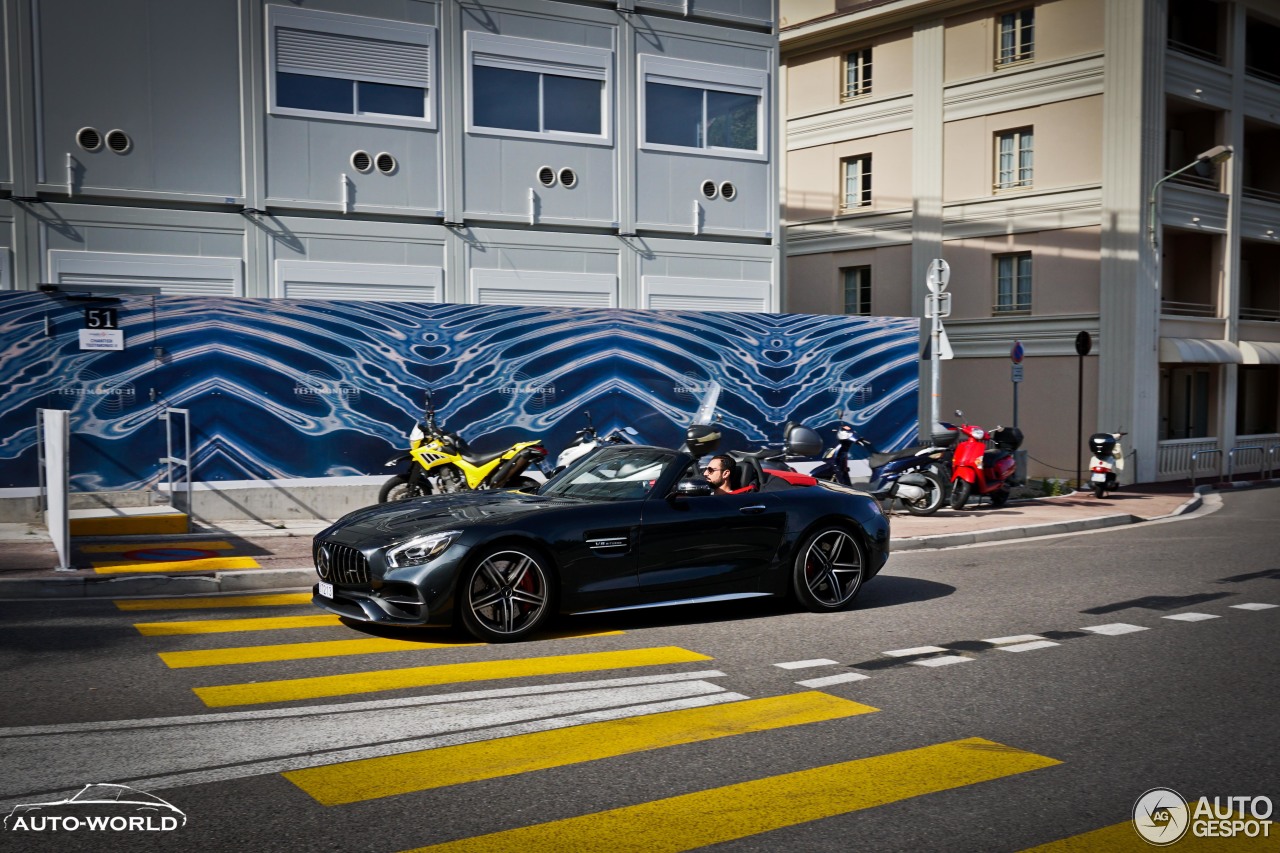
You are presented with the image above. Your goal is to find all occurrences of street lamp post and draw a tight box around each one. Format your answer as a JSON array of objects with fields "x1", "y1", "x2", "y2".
[{"x1": 1147, "y1": 144, "x2": 1233, "y2": 250}]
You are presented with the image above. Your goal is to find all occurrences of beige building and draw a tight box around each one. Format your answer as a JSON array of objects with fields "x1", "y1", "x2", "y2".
[{"x1": 780, "y1": 0, "x2": 1280, "y2": 485}]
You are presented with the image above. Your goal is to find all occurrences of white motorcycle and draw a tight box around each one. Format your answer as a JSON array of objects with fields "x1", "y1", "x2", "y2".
[
  {"x1": 1087, "y1": 431, "x2": 1126, "y2": 498},
  {"x1": 552, "y1": 410, "x2": 638, "y2": 474}
]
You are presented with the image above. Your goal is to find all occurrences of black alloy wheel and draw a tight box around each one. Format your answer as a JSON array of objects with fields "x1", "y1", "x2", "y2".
[
  {"x1": 902, "y1": 472, "x2": 946, "y2": 516},
  {"x1": 792, "y1": 526, "x2": 865, "y2": 612},
  {"x1": 459, "y1": 547, "x2": 556, "y2": 642},
  {"x1": 378, "y1": 474, "x2": 428, "y2": 503},
  {"x1": 949, "y1": 478, "x2": 972, "y2": 510}
]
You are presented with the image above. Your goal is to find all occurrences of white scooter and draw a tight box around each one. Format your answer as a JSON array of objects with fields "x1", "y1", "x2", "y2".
[
  {"x1": 552, "y1": 410, "x2": 638, "y2": 474},
  {"x1": 1087, "y1": 431, "x2": 1126, "y2": 498}
]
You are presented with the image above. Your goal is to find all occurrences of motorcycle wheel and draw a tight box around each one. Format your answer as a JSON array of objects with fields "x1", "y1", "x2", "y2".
[
  {"x1": 949, "y1": 478, "x2": 972, "y2": 511},
  {"x1": 1092, "y1": 482, "x2": 1105, "y2": 499},
  {"x1": 511, "y1": 476, "x2": 540, "y2": 492},
  {"x1": 902, "y1": 472, "x2": 946, "y2": 517},
  {"x1": 378, "y1": 474, "x2": 428, "y2": 503},
  {"x1": 989, "y1": 486, "x2": 1011, "y2": 508}
]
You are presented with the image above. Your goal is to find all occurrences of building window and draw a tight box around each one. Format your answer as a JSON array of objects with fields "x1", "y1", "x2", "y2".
[
  {"x1": 640, "y1": 55, "x2": 767, "y2": 160},
  {"x1": 466, "y1": 33, "x2": 612, "y2": 144},
  {"x1": 843, "y1": 48, "x2": 872, "y2": 99},
  {"x1": 842, "y1": 155, "x2": 872, "y2": 209},
  {"x1": 996, "y1": 8, "x2": 1035, "y2": 67},
  {"x1": 995, "y1": 128, "x2": 1034, "y2": 190},
  {"x1": 268, "y1": 6, "x2": 436, "y2": 129},
  {"x1": 995, "y1": 253, "x2": 1032, "y2": 313},
  {"x1": 843, "y1": 267, "x2": 872, "y2": 316}
]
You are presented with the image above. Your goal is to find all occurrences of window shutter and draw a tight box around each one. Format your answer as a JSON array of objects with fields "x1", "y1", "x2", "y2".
[{"x1": 276, "y1": 27, "x2": 430, "y2": 88}]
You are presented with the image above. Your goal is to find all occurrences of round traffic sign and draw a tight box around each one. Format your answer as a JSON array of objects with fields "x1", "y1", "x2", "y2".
[
  {"x1": 1075, "y1": 331, "x2": 1093, "y2": 357},
  {"x1": 925, "y1": 259, "x2": 950, "y2": 294},
  {"x1": 1011, "y1": 340, "x2": 1024, "y2": 364}
]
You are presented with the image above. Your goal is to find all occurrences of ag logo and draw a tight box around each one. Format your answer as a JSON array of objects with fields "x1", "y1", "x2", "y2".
[{"x1": 1134, "y1": 788, "x2": 1190, "y2": 845}]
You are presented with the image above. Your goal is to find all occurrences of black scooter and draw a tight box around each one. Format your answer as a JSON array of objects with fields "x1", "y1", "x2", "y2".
[{"x1": 813, "y1": 423, "x2": 952, "y2": 516}]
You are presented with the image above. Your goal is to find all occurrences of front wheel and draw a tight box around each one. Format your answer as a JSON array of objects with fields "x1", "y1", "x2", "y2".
[
  {"x1": 902, "y1": 472, "x2": 946, "y2": 516},
  {"x1": 379, "y1": 474, "x2": 429, "y2": 503},
  {"x1": 458, "y1": 546, "x2": 556, "y2": 642},
  {"x1": 949, "y1": 478, "x2": 972, "y2": 510},
  {"x1": 792, "y1": 527, "x2": 866, "y2": 612}
]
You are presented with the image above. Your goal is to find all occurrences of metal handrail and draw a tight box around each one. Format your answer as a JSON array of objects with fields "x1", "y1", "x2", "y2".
[
  {"x1": 160, "y1": 408, "x2": 192, "y2": 513},
  {"x1": 1189, "y1": 448, "x2": 1221, "y2": 489},
  {"x1": 1226, "y1": 445, "x2": 1264, "y2": 484}
]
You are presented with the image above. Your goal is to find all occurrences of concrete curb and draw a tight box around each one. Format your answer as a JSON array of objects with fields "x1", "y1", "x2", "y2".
[
  {"x1": 889, "y1": 513, "x2": 1139, "y2": 551},
  {"x1": 0, "y1": 568, "x2": 316, "y2": 600}
]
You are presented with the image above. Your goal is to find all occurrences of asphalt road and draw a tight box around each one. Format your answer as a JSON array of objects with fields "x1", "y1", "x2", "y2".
[{"x1": 1, "y1": 489, "x2": 1276, "y2": 853}]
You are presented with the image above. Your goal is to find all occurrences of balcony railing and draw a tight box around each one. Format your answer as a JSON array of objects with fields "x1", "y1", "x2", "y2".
[
  {"x1": 1158, "y1": 437, "x2": 1219, "y2": 481},
  {"x1": 1168, "y1": 39, "x2": 1222, "y2": 64},
  {"x1": 1242, "y1": 185, "x2": 1280, "y2": 204},
  {"x1": 1167, "y1": 172, "x2": 1219, "y2": 191},
  {"x1": 1161, "y1": 299, "x2": 1216, "y2": 317},
  {"x1": 1241, "y1": 306, "x2": 1280, "y2": 322},
  {"x1": 1245, "y1": 64, "x2": 1280, "y2": 85}
]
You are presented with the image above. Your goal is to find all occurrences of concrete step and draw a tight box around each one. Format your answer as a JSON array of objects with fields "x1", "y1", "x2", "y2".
[{"x1": 68, "y1": 505, "x2": 189, "y2": 536}]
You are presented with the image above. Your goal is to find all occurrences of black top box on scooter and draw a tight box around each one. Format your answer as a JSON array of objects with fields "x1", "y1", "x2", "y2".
[
  {"x1": 931, "y1": 429, "x2": 958, "y2": 448},
  {"x1": 990, "y1": 426, "x2": 1023, "y2": 451},
  {"x1": 1089, "y1": 433, "x2": 1117, "y2": 456}
]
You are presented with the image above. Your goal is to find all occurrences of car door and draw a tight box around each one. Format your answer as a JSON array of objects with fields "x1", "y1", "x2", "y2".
[
  {"x1": 551, "y1": 496, "x2": 645, "y2": 613},
  {"x1": 636, "y1": 465, "x2": 788, "y2": 599}
]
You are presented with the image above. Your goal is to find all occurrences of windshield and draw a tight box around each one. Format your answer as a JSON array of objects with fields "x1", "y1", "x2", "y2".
[{"x1": 541, "y1": 447, "x2": 673, "y2": 502}]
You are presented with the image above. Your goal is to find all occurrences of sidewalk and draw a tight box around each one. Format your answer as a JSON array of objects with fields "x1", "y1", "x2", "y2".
[{"x1": 0, "y1": 480, "x2": 1255, "y2": 600}]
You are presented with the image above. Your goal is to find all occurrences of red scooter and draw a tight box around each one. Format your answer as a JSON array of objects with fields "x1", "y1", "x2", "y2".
[{"x1": 942, "y1": 410, "x2": 1023, "y2": 509}]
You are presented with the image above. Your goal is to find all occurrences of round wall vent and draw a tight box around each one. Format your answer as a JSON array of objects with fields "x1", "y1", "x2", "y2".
[
  {"x1": 350, "y1": 150, "x2": 372, "y2": 173},
  {"x1": 537, "y1": 166, "x2": 557, "y2": 187},
  {"x1": 76, "y1": 127, "x2": 102, "y2": 152},
  {"x1": 719, "y1": 181, "x2": 737, "y2": 201},
  {"x1": 558, "y1": 167, "x2": 578, "y2": 189},
  {"x1": 375, "y1": 152, "x2": 397, "y2": 174},
  {"x1": 105, "y1": 129, "x2": 132, "y2": 154},
  {"x1": 701, "y1": 179, "x2": 718, "y2": 200}
]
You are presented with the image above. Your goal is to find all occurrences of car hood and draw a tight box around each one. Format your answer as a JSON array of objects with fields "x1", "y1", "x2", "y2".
[{"x1": 323, "y1": 490, "x2": 573, "y2": 539}]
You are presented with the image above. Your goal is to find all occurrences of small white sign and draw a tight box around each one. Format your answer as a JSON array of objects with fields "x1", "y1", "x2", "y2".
[
  {"x1": 1012, "y1": 364, "x2": 1024, "y2": 383},
  {"x1": 79, "y1": 329, "x2": 124, "y2": 351},
  {"x1": 925, "y1": 259, "x2": 951, "y2": 294}
]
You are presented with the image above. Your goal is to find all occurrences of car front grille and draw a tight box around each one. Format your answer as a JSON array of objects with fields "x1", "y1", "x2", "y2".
[{"x1": 319, "y1": 542, "x2": 370, "y2": 585}]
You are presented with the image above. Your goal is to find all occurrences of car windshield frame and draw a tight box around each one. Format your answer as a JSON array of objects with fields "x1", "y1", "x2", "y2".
[{"x1": 539, "y1": 445, "x2": 679, "y2": 502}]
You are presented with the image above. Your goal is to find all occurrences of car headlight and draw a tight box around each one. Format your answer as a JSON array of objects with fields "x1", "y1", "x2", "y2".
[{"x1": 385, "y1": 530, "x2": 461, "y2": 569}]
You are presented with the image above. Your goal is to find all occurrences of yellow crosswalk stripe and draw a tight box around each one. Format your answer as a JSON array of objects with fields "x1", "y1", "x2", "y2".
[
  {"x1": 193, "y1": 646, "x2": 713, "y2": 708},
  {"x1": 134, "y1": 615, "x2": 343, "y2": 635},
  {"x1": 94, "y1": 556, "x2": 261, "y2": 574},
  {"x1": 402, "y1": 737, "x2": 1060, "y2": 853},
  {"x1": 83, "y1": 540, "x2": 236, "y2": 554},
  {"x1": 158, "y1": 630, "x2": 625, "y2": 668},
  {"x1": 116, "y1": 593, "x2": 313, "y2": 611},
  {"x1": 287, "y1": 691, "x2": 879, "y2": 806},
  {"x1": 1022, "y1": 814, "x2": 1278, "y2": 851}
]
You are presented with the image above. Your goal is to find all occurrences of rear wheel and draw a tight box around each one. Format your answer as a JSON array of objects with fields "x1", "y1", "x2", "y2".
[
  {"x1": 792, "y1": 527, "x2": 865, "y2": 612},
  {"x1": 902, "y1": 472, "x2": 946, "y2": 516},
  {"x1": 510, "y1": 476, "x2": 540, "y2": 492},
  {"x1": 379, "y1": 474, "x2": 429, "y2": 503},
  {"x1": 459, "y1": 546, "x2": 556, "y2": 642},
  {"x1": 949, "y1": 478, "x2": 972, "y2": 510},
  {"x1": 989, "y1": 486, "x2": 1010, "y2": 508},
  {"x1": 1092, "y1": 482, "x2": 1105, "y2": 499}
]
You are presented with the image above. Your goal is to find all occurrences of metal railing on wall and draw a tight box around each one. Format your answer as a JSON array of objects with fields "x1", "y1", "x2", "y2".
[
  {"x1": 1189, "y1": 448, "x2": 1222, "y2": 489},
  {"x1": 160, "y1": 408, "x2": 192, "y2": 514}
]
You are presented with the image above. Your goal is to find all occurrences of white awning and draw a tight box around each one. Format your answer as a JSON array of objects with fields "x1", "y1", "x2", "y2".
[
  {"x1": 1159, "y1": 337, "x2": 1243, "y2": 364},
  {"x1": 1241, "y1": 341, "x2": 1280, "y2": 365}
]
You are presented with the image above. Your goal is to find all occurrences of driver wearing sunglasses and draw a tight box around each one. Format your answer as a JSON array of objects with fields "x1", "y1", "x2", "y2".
[{"x1": 702, "y1": 454, "x2": 756, "y2": 496}]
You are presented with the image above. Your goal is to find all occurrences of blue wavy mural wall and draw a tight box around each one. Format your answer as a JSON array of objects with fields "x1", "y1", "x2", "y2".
[{"x1": 0, "y1": 292, "x2": 919, "y2": 490}]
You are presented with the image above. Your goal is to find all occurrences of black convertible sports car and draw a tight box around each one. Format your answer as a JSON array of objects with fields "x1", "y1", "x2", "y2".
[{"x1": 311, "y1": 443, "x2": 890, "y2": 642}]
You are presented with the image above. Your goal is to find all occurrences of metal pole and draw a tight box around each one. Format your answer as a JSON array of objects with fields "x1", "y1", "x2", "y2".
[
  {"x1": 931, "y1": 306, "x2": 941, "y2": 431},
  {"x1": 1013, "y1": 378, "x2": 1019, "y2": 430},
  {"x1": 1076, "y1": 352, "x2": 1084, "y2": 487}
]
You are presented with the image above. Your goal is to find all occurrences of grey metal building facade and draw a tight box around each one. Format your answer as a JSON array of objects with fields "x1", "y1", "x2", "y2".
[{"x1": 0, "y1": 0, "x2": 780, "y2": 310}]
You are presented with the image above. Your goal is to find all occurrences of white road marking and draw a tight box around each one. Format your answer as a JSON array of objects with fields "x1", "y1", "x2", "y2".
[
  {"x1": 774, "y1": 659, "x2": 840, "y2": 670},
  {"x1": 0, "y1": 683, "x2": 743, "y2": 806},
  {"x1": 910, "y1": 655, "x2": 973, "y2": 668},
  {"x1": 795, "y1": 673, "x2": 869, "y2": 688},
  {"x1": 983, "y1": 634, "x2": 1045, "y2": 645},
  {"x1": 1162, "y1": 613, "x2": 1220, "y2": 622},
  {"x1": 1081, "y1": 623, "x2": 1149, "y2": 636},
  {"x1": 1231, "y1": 603, "x2": 1278, "y2": 611},
  {"x1": 884, "y1": 646, "x2": 950, "y2": 657},
  {"x1": 997, "y1": 640, "x2": 1060, "y2": 653}
]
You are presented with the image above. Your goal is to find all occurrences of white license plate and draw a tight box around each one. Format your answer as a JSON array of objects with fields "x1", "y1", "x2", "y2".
[
  {"x1": 1091, "y1": 472, "x2": 1107, "y2": 482},
  {"x1": 318, "y1": 581, "x2": 334, "y2": 599}
]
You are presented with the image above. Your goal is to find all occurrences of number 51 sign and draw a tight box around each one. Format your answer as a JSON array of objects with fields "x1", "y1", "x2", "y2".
[{"x1": 79, "y1": 306, "x2": 124, "y2": 351}]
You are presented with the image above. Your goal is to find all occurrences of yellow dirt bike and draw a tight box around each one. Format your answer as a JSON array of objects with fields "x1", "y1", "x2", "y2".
[{"x1": 379, "y1": 395, "x2": 548, "y2": 502}]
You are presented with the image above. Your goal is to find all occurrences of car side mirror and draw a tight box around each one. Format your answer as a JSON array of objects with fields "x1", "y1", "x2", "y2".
[{"x1": 671, "y1": 478, "x2": 713, "y2": 498}]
